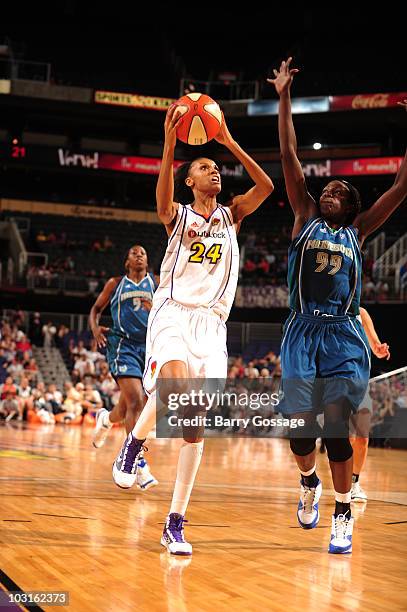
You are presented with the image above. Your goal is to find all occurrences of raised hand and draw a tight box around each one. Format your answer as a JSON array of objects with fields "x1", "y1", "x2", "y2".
[
  {"x1": 214, "y1": 112, "x2": 234, "y2": 147},
  {"x1": 164, "y1": 104, "x2": 184, "y2": 149},
  {"x1": 267, "y1": 57, "x2": 299, "y2": 96}
]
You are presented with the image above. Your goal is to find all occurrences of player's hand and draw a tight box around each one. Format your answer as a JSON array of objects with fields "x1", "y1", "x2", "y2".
[
  {"x1": 214, "y1": 112, "x2": 234, "y2": 147},
  {"x1": 164, "y1": 104, "x2": 184, "y2": 149},
  {"x1": 397, "y1": 98, "x2": 407, "y2": 109},
  {"x1": 372, "y1": 341, "x2": 390, "y2": 360},
  {"x1": 93, "y1": 326, "x2": 110, "y2": 348},
  {"x1": 140, "y1": 298, "x2": 153, "y2": 312},
  {"x1": 267, "y1": 57, "x2": 299, "y2": 96}
]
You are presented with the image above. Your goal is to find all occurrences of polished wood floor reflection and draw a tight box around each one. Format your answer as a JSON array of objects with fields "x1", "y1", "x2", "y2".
[{"x1": 0, "y1": 423, "x2": 407, "y2": 611}]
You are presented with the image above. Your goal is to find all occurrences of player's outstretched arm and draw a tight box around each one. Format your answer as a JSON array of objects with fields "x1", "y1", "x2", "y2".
[
  {"x1": 268, "y1": 58, "x2": 317, "y2": 238},
  {"x1": 353, "y1": 149, "x2": 407, "y2": 243},
  {"x1": 215, "y1": 113, "x2": 273, "y2": 223},
  {"x1": 89, "y1": 277, "x2": 120, "y2": 348},
  {"x1": 360, "y1": 307, "x2": 390, "y2": 360},
  {"x1": 156, "y1": 104, "x2": 182, "y2": 226}
]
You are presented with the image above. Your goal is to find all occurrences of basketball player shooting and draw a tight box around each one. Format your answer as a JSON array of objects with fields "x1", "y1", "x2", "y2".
[
  {"x1": 268, "y1": 58, "x2": 407, "y2": 554},
  {"x1": 111, "y1": 104, "x2": 274, "y2": 555}
]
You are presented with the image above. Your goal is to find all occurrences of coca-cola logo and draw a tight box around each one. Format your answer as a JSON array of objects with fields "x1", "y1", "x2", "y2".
[{"x1": 352, "y1": 94, "x2": 389, "y2": 109}]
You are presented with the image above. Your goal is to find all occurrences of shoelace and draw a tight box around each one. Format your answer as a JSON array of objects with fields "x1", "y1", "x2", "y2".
[
  {"x1": 334, "y1": 512, "x2": 350, "y2": 539},
  {"x1": 122, "y1": 437, "x2": 147, "y2": 473},
  {"x1": 302, "y1": 486, "x2": 316, "y2": 514},
  {"x1": 168, "y1": 515, "x2": 189, "y2": 543}
]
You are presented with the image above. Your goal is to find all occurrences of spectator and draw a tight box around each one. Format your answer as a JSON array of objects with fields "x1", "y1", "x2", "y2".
[
  {"x1": 30, "y1": 312, "x2": 43, "y2": 346},
  {"x1": 42, "y1": 322, "x2": 57, "y2": 348}
]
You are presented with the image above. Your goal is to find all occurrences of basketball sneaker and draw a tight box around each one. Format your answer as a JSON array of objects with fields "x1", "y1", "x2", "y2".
[
  {"x1": 351, "y1": 481, "x2": 368, "y2": 503},
  {"x1": 92, "y1": 408, "x2": 112, "y2": 449},
  {"x1": 328, "y1": 512, "x2": 354, "y2": 554},
  {"x1": 136, "y1": 455, "x2": 158, "y2": 491},
  {"x1": 112, "y1": 433, "x2": 146, "y2": 489},
  {"x1": 297, "y1": 479, "x2": 322, "y2": 529},
  {"x1": 161, "y1": 513, "x2": 192, "y2": 556}
]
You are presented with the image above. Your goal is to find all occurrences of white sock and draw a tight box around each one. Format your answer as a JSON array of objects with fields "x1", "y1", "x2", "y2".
[
  {"x1": 299, "y1": 465, "x2": 316, "y2": 477},
  {"x1": 169, "y1": 441, "x2": 204, "y2": 516},
  {"x1": 335, "y1": 490, "x2": 352, "y2": 504},
  {"x1": 133, "y1": 391, "x2": 165, "y2": 440}
]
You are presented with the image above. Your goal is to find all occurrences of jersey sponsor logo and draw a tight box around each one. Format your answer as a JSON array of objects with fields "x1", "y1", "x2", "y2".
[
  {"x1": 119, "y1": 365, "x2": 128, "y2": 373},
  {"x1": 191, "y1": 221, "x2": 199, "y2": 228},
  {"x1": 188, "y1": 229, "x2": 226, "y2": 239}
]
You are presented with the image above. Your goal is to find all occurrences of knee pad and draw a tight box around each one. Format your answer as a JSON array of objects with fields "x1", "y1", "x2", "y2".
[
  {"x1": 290, "y1": 437, "x2": 316, "y2": 457},
  {"x1": 324, "y1": 437, "x2": 353, "y2": 462}
]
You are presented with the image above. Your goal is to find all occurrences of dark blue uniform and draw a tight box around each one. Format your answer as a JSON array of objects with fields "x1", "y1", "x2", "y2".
[
  {"x1": 106, "y1": 274, "x2": 157, "y2": 379},
  {"x1": 280, "y1": 217, "x2": 370, "y2": 414}
]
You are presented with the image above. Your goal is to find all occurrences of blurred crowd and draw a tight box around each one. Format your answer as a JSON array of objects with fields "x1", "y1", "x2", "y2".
[{"x1": 0, "y1": 311, "x2": 119, "y2": 424}]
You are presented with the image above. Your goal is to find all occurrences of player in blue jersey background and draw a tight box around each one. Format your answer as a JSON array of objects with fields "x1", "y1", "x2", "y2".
[
  {"x1": 269, "y1": 58, "x2": 407, "y2": 553},
  {"x1": 89, "y1": 244, "x2": 158, "y2": 490}
]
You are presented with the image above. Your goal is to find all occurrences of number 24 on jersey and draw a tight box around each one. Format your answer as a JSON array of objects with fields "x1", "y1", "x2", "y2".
[{"x1": 189, "y1": 242, "x2": 222, "y2": 264}]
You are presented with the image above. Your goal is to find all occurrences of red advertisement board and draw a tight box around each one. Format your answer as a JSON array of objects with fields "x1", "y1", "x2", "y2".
[
  {"x1": 330, "y1": 92, "x2": 407, "y2": 111},
  {"x1": 98, "y1": 154, "x2": 183, "y2": 174},
  {"x1": 331, "y1": 157, "x2": 403, "y2": 175}
]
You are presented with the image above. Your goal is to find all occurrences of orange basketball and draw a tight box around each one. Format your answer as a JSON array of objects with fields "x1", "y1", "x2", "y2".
[{"x1": 175, "y1": 93, "x2": 222, "y2": 145}]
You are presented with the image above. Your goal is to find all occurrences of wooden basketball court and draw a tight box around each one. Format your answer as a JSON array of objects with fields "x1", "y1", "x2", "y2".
[{"x1": 1, "y1": 423, "x2": 406, "y2": 611}]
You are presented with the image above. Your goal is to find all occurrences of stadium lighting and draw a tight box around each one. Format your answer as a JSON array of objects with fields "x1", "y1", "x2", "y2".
[{"x1": 313, "y1": 142, "x2": 322, "y2": 150}]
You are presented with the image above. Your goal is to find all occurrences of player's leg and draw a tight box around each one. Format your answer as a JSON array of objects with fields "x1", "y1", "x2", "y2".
[
  {"x1": 118, "y1": 376, "x2": 158, "y2": 490},
  {"x1": 323, "y1": 401, "x2": 354, "y2": 554},
  {"x1": 320, "y1": 317, "x2": 370, "y2": 553},
  {"x1": 93, "y1": 393, "x2": 126, "y2": 448},
  {"x1": 350, "y1": 407, "x2": 371, "y2": 502},
  {"x1": 112, "y1": 360, "x2": 188, "y2": 488},
  {"x1": 289, "y1": 412, "x2": 323, "y2": 529},
  {"x1": 280, "y1": 315, "x2": 322, "y2": 529}
]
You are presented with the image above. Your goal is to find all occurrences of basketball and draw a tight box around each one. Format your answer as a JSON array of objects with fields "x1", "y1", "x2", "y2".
[{"x1": 174, "y1": 92, "x2": 222, "y2": 145}]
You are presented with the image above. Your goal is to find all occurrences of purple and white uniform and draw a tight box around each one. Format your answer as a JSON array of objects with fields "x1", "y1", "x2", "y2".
[{"x1": 143, "y1": 203, "x2": 239, "y2": 393}]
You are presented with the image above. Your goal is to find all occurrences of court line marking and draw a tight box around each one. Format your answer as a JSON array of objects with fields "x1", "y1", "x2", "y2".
[
  {"x1": 32, "y1": 513, "x2": 96, "y2": 520},
  {"x1": 0, "y1": 568, "x2": 45, "y2": 612},
  {"x1": 157, "y1": 523, "x2": 230, "y2": 527}
]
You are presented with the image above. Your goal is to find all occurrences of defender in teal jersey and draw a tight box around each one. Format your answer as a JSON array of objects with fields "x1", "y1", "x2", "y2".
[
  {"x1": 269, "y1": 58, "x2": 407, "y2": 553},
  {"x1": 89, "y1": 245, "x2": 158, "y2": 490}
]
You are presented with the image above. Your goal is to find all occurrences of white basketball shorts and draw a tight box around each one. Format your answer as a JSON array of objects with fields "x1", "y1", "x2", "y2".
[{"x1": 142, "y1": 298, "x2": 228, "y2": 395}]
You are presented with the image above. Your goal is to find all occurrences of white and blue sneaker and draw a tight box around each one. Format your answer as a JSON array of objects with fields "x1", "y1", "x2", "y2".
[
  {"x1": 328, "y1": 512, "x2": 354, "y2": 554},
  {"x1": 92, "y1": 408, "x2": 112, "y2": 449},
  {"x1": 297, "y1": 479, "x2": 322, "y2": 529},
  {"x1": 136, "y1": 455, "x2": 158, "y2": 491},
  {"x1": 161, "y1": 513, "x2": 192, "y2": 556},
  {"x1": 112, "y1": 433, "x2": 146, "y2": 489},
  {"x1": 351, "y1": 481, "x2": 368, "y2": 503}
]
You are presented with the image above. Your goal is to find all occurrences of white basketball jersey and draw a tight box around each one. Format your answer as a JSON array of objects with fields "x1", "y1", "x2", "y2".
[{"x1": 153, "y1": 204, "x2": 239, "y2": 320}]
